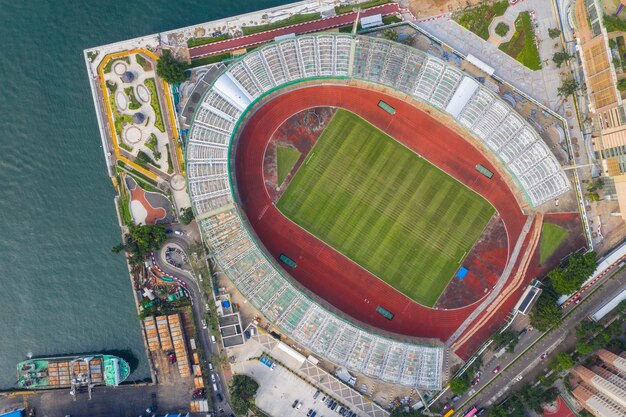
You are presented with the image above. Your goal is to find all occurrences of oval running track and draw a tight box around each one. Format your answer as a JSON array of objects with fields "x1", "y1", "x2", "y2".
[{"x1": 234, "y1": 85, "x2": 528, "y2": 345}]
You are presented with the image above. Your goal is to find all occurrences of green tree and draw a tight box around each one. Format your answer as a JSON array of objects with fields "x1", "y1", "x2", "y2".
[
  {"x1": 111, "y1": 243, "x2": 125, "y2": 254},
  {"x1": 530, "y1": 293, "x2": 563, "y2": 331},
  {"x1": 516, "y1": 384, "x2": 545, "y2": 412},
  {"x1": 617, "y1": 79, "x2": 626, "y2": 92},
  {"x1": 548, "y1": 28, "x2": 561, "y2": 39},
  {"x1": 390, "y1": 407, "x2": 426, "y2": 416},
  {"x1": 552, "y1": 51, "x2": 572, "y2": 68},
  {"x1": 548, "y1": 267, "x2": 578, "y2": 295},
  {"x1": 229, "y1": 374, "x2": 259, "y2": 415},
  {"x1": 550, "y1": 352, "x2": 574, "y2": 371},
  {"x1": 558, "y1": 78, "x2": 578, "y2": 97},
  {"x1": 156, "y1": 49, "x2": 189, "y2": 84},
  {"x1": 576, "y1": 340, "x2": 594, "y2": 355},
  {"x1": 587, "y1": 191, "x2": 600, "y2": 201},
  {"x1": 114, "y1": 224, "x2": 167, "y2": 264},
  {"x1": 450, "y1": 372, "x2": 470, "y2": 395},
  {"x1": 492, "y1": 330, "x2": 520, "y2": 353},
  {"x1": 489, "y1": 406, "x2": 509, "y2": 417},
  {"x1": 180, "y1": 207, "x2": 195, "y2": 225}
]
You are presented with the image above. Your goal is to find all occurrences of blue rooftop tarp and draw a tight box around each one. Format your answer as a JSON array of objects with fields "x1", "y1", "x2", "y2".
[
  {"x1": 456, "y1": 266, "x2": 469, "y2": 280},
  {"x1": 0, "y1": 410, "x2": 24, "y2": 417}
]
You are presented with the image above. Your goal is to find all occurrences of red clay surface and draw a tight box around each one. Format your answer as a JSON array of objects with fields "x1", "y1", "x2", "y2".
[
  {"x1": 543, "y1": 396, "x2": 576, "y2": 417},
  {"x1": 128, "y1": 182, "x2": 167, "y2": 225},
  {"x1": 189, "y1": 4, "x2": 400, "y2": 58},
  {"x1": 234, "y1": 85, "x2": 529, "y2": 346}
]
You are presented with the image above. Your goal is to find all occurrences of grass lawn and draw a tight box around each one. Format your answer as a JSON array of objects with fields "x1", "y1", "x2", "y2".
[
  {"x1": 124, "y1": 87, "x2": 142, "y2": 110},
  {"x1": 539, "y1": 223, "x2": 569, "y2": 264},
  {"x1": 189, "y1": 52, "x2": 232, "y2": 68},
  {"x1": 335, "y1": 0, "x2": 389, "y2": 15},
  {"x1": 277, "y1": 110, "x2": 494, "y2": 306},
  {"x1": 144, "y1": 78, "x2": 165, "y2": 133},
  {"x1": 498, "y1": 12, "x2": 542, "y2": 70},
  {"x1": 187, "y1": 34, "x2": 230, "y2": 48},
  {"x1": 102, "y1": 56, "x2": 130, "y2": 74},
  {"x1": 242, "y1": 12, "x2": 321, "y2": 35},
  {"x1": 276, "y1": 146, "x2": 301, "y2": 186},
  {"x1": 455, "y1": 1, "x2": 508, "y2": 40}
]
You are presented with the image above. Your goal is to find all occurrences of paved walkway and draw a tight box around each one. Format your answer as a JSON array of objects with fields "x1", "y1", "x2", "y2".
[{"x1": 417, "y1": 0, "x2": 564, "y2": 111}]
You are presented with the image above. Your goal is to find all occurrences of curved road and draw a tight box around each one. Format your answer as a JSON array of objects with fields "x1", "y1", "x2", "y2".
[{"x1": 154, "y1": 236, "x2": 234, "y2": 417}]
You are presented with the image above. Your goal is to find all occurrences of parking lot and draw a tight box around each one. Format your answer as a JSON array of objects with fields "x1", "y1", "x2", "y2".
[{"x1": 237, "y1": 359, "x2": 360, "y2": 417}]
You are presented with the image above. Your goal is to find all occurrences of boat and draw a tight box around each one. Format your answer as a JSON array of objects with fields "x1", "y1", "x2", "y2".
[{"x1": 16, "y1": 354, "x2": 130, "y2": 390}]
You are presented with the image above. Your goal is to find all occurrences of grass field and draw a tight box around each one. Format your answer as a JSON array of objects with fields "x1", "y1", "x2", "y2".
[
  {"x1": 539, "y1": 223, "x2": 569, "y2": 264},
  {"x1": 276, "y1": 146, "x2": 301, "y2": 186},
  {"x1": 277, "y1": 110, "x2": 494, "y2": 306},
  {"x1": 455, "y1": 0, "x2": 508, "y2": 40},
  {"x1": 498, "y1": 12, "x2": 542, "y2": 70}
]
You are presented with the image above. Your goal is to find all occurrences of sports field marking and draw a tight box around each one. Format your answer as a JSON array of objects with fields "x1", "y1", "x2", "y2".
[{"x1": 277, "y1": 109, "x2": 494, "y2": 307}]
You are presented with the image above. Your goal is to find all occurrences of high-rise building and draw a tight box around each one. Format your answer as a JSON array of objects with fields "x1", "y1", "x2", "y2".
[{"x1": 571, "y1": 349, "x2": 626, "y2": 416}]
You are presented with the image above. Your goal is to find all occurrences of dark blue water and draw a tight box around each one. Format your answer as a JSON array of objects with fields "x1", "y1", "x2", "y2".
[{"x1": 0, "y1": 0, "x2": 288, "y2": 389}]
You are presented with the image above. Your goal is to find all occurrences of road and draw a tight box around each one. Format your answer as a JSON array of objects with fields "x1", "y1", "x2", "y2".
[
  {"x1": 156, "y1": 231, "x2": 234, "y2": 417},
  {"x1": 440, "y1": 267, "x2": 626, "y2": 413},
  {"x1": 189, "y1": 3, "x2": 400, "y2": 58}
]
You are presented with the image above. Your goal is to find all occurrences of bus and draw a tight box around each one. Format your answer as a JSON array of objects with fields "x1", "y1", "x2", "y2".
[
  {"x1": 442, "y1": 409, "x2": 455, "y2": 417},
  {"x1": 475, "y1": 164, "x2": 494, "y2": 179},
  {"x1": 376, "y1": 305, "x2": 394, "y2": 320},
  {"x1": 378, "y1": 100, "x2": 396, "y2": 115},
  {"x1": 464, "y1": 406, "x2": 478, "y2": 417},
  {"x1": 279, "y1": 254, "x2": 297, "y2": 268}
]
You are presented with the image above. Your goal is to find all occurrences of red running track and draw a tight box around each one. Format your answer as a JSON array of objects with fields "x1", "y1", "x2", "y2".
[
  {"x1": 234, "y1": 85, "x2": 528, "y2": 342},
  {"x1": 189, "y1": 4, "x2": 400, "y2": 58}
]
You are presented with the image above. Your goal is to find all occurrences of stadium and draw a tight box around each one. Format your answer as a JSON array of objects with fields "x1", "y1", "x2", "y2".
[{"x1": 184, "y1": 33, "x2": 571, "y2": 390}]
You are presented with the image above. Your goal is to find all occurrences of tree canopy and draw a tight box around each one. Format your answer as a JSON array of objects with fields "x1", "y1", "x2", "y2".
[
  {"x1": 156, "y1": 49, "x2": 189, "y2": 84},
  {"x1": 230, "y1": 374, "x2": 259, "y2": 415},
  {"x1": 558, "y1": 78, "x2": 578, "y2": 97},
  {"x1": 113, "y1": 224, "x2": 167, "y2": 265},
  {"x1": 552, "y1": 51, "x2": 572, "y2": 68},
  {"x1": 550, "y1": 352, "x2": 574, "y2": 371},
  {"x1": 492, "y1": 330, "x2": 520, "y2": 353},
  {"x1": 549, "y1": 251, "x2": 596, "y2": 295},
  {"x1": 530, "y1": 292, "x2": 563, "y2": 331},
  {"x1": 180, "y1": 207, "x2": 195, "y2": 225},
  {"x1": 390, "y1": 407, "x2": 426, "y2": 417},
  {"x1": 450, "y1": 372, "x2": 470, "y2": 395},
  {"x1": 548, "y1": 27, "x2": 561, "y2": 39}
]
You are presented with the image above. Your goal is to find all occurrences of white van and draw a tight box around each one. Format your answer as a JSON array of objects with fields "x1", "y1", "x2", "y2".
[
  {"x1": 213, "y1": 383, "x2": 218, "y2": 392},
  {"x1": 208, "y1": 362, "x2": 213, "y2": 370},
  {"x1": 211, "y1": 335, "x2": 216, "y2": 343}
]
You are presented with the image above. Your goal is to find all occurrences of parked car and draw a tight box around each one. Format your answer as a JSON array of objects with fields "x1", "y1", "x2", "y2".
[
  {"x1": 296, "y1": 402, "x2": 302, "y2": 409},
  {"x1": 492, "y1": 366, "x2": 501, "y2": 374},
  {"x1": 574, "y1": 296, "x2": 582, "y2": 304},
  {"x1": 540, "y1": 352, "x2": 548, "y2": 360},
  {"x1": 477, "y1": 408, "x2": 487, "y2": 416},
  {"x1": 292, "y1": 400, "x2": 299, "y2": 408},
  {"x1": 451, "y1": 394, "x2": 461, "y2": 402},
  {"x1": 216, "y1": 393, "x2": 224, "y2": 402}
]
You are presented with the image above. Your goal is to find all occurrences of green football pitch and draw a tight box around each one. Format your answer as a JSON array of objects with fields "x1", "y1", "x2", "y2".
[{"x1": 277, "y1": 110, "x2": 494, "y2": 306}]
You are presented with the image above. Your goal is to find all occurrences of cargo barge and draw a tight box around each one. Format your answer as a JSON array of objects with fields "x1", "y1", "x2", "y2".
[{"x1": 17, "y1": 354, "x2": 130, "y2": 390}]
